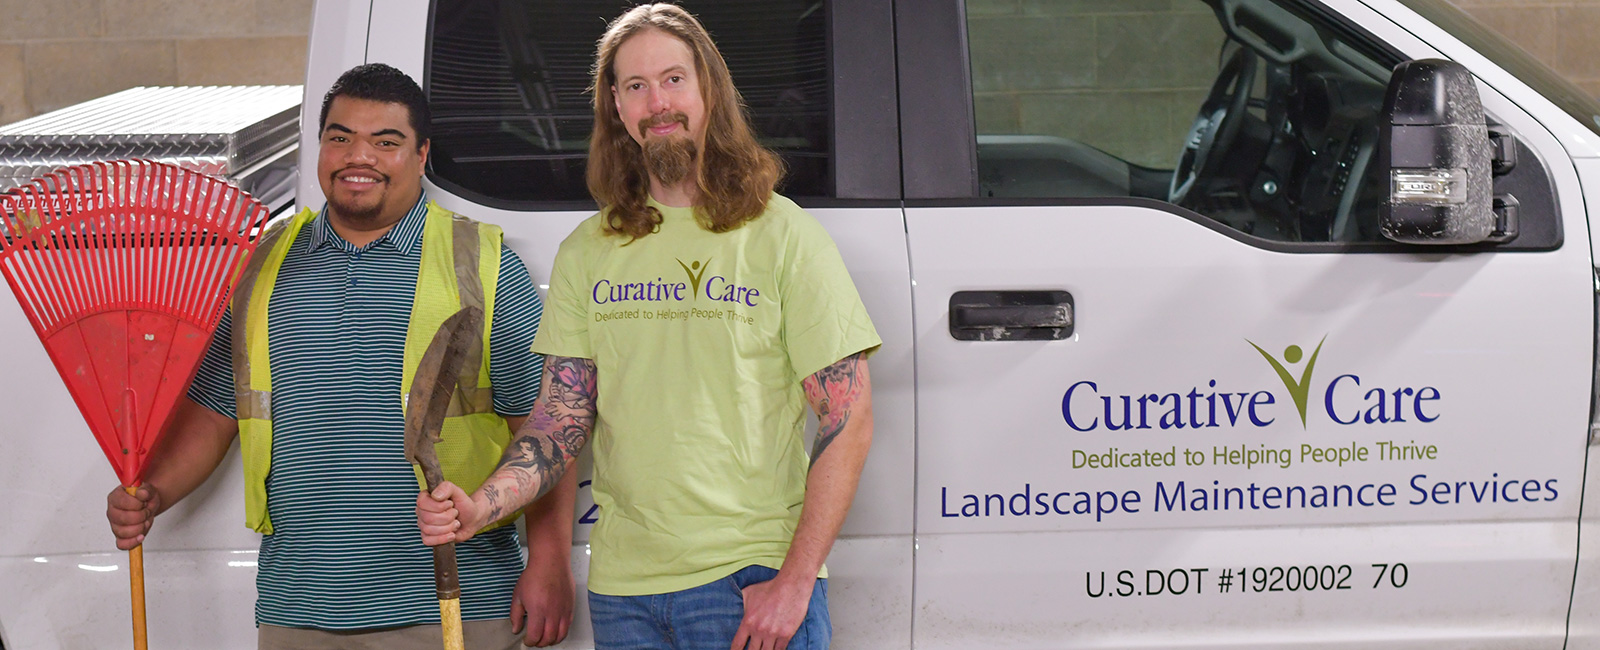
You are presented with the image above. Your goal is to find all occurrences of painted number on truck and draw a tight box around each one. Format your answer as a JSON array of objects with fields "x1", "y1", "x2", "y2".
[
  {"x1": 1085, "y1": 563, "x2": 1409, "y2": 597},
  {"x1": 578, "y1": 479, "x2": 599, "y2": 525}
]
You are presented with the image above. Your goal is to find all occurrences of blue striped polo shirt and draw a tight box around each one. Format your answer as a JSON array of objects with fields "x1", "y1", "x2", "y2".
[{"x1": 188, "y1": 192, "x2": 546, "y2": 629}]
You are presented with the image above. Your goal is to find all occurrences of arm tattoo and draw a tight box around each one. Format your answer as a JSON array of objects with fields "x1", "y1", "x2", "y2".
[
  {"x1": 483, "y1": 355, "x2": 597, "y2": 523},
  {"x1": 802, "y1": 353, "x2": 865, "y2": 466}
]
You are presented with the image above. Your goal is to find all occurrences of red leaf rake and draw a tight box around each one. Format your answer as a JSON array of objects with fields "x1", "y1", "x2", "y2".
[{"x1": 0, "y1": 159, "x2": 266, "y2": 649}]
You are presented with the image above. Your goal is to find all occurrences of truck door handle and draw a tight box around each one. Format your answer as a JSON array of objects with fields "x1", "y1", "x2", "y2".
[{"x1": 948, "y1": 290, "x2": 1074, "y2": 341}]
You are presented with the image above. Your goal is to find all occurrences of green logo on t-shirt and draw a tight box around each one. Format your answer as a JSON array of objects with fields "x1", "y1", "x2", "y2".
[{"x1": 676, "y1": 257, "x2": 711, "y2": 300}]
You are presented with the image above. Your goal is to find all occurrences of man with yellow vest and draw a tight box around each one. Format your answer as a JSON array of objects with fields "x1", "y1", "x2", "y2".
[{"x1": 104, "y1": 64, "x2": 577, "y2": 650}]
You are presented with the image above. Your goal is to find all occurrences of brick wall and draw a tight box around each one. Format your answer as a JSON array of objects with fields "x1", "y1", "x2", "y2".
[{"x1": 0, "y1": 0, "x2": 310, "y2": 125}]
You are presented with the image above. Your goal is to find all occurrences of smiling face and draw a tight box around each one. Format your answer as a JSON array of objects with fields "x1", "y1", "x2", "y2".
[
  {"x1": 611, "y1": 28, "x2": 707, "y2": 186},
  {"x1": 316, "y1": 96, "x2": 429, "y2": 224}
]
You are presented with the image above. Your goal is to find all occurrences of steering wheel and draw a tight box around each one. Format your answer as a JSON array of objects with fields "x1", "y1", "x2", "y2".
[{"x1": 1169, "y1": 46, "x2": 1259, "y2": 204}]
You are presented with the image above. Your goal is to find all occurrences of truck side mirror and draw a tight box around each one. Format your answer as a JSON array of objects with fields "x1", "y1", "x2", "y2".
[{"x1": 1378, "y1": 59, "x2": 1495, "y2": 244}]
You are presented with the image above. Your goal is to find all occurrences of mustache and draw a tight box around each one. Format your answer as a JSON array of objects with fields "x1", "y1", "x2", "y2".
[
  {"x1": 638, "y1": 112, "x2": 690, "y2": 135},
  {"x1": 331, "y1": 166, "x2": 390, "y2": 182}
]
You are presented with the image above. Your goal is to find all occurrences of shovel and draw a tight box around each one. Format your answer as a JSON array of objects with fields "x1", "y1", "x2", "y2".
[{"x1": 404, "y1": 306, "x2": 484, "y2": 650}]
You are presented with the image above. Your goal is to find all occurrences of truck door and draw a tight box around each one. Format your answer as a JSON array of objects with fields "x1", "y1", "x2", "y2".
[
  {"x1": 362, "y1": 1, "x2": 915, "y2": 647},
  {"x1": 900, "y1": 0, "x2": 1591, "y2": 647}
]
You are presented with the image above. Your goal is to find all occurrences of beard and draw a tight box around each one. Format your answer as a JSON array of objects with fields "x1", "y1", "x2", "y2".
[
  {"x1": 328, "y1": 192, "x2": 384, "y2": 222},
  {"x1": 326, "y1": 168, "x2": 389, "y2": 222},
  {"x1": 639, "y1": 113, "x2": 698, "y2": 187}
]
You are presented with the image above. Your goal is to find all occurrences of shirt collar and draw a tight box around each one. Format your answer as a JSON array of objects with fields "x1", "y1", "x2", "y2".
[{"x1": 309, "y1": 190, "x2": 430, "y2": 254}]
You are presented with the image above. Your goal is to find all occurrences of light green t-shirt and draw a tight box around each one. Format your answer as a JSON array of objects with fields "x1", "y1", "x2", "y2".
[{"x1": 531, "y1": 194, "x2": 881, "y2": 596}]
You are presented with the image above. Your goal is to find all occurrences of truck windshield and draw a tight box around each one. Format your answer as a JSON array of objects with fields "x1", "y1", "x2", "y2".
[{"x1": 1396, "y1": 0, "x2": 1600, "y2": 138}]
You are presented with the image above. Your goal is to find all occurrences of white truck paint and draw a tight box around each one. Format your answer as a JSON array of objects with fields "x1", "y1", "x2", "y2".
[{"x1": 3, "y1": 0, "x2": 1600, "y2": 648}]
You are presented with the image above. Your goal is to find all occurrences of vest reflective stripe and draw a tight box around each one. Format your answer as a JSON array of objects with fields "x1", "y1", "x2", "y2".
[
  {"x1": 230, "y1": 217, "x2": 294, "y2": 416},
  {"x1": 233, "y1": 202, "x2": 512, "y2": 534},
  {"x1": 399, "y1": 205, "x2": 517, "y2": 533},
  {"x1": 448, "y1": 216, "x2": 492, "y2": 415},
  {"x1": 232, "y1": 212, "x2": 308, "y2": 533},
  {"x1": 236, "y1": 387, "x2": 273, "y2": 421}
]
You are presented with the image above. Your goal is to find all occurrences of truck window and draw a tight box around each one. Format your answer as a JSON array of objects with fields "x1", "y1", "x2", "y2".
[
  {"x1": 966, "y1": 0, "x2": 1402, "y2": 243},
  {"x1": 425, "y1": 0, "x2": 831, "y2": 206}
]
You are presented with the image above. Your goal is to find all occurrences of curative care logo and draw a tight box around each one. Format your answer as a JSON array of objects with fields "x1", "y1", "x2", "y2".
[
  {"x1": 676, "y1": 257, "x2": 711, "y2": 300},
  {"x1": 592, "y1": 257, "x2": 763, "y2": 307},
  {"x1": 1059, "y1": 334, "x2": 1444, "y2": 432},
  {"x1": 1247, "y1": 335, "x2": 1326, "y2": 429}
]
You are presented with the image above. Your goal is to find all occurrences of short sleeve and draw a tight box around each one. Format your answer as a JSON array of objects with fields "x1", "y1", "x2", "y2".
[
  {"x1": 187, "y1": 307, "x2": 237, "y2": 418},
  {"x1": 529, "y1": 234, "x2": 594, "y2": 360},
  {"x1": 488, "y1": 245, "x2": 544, "y2": 417},
  {"x1": 780, "y1": 220, "x2": 882, "y2": 381}
]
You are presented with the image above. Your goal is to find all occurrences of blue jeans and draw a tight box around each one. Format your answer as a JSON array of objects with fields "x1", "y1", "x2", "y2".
[{"x1": 589, "y1": 565, "x2": 830, "y2": 650}]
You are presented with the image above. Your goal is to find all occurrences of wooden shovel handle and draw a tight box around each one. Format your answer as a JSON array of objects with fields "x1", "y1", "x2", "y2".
[
  {"x1": 439, "y1": 596, "x2": 465, "y2": 650},
  {"x1": 433, "y1": 542, "x2": 460, "y2": 599},
  {"x1": 418, "y1": 465, "x2": 462, "y2": 649},
  {"x1": 434, "y1": 542, "x2": 463, "y2": 650},
  {"x1": 125, "y1": 485, "x2": 148, "y2": 650}
]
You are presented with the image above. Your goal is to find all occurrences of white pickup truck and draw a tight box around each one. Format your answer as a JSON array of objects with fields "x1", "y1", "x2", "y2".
[{"x1": 9, "y1": 0, "x2": 1600, "y2": 648}]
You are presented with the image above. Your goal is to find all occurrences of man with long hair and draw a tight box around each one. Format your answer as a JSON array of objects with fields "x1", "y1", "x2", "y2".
[{"x1": 417, "y1": 4, "x2": 880, "y2": 649}]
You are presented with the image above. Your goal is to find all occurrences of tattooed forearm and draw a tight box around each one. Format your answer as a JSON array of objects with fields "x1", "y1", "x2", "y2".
[
  {"x1": 481, "y1": 355, "x2": 597, "y2": 524},
  {"x1": 802, "y1": 353, "x2": 866, "y2": 465}
]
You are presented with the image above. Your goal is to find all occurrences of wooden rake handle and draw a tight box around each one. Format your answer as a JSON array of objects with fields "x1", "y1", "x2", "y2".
[{"x1": 125, "y1": 485, "x2": 148, "y2": 650}]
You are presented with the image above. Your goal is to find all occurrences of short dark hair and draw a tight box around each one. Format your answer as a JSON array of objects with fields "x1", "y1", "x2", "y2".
[{"x1": 318, "y1": 63, "x2": 430, "y2": 147}]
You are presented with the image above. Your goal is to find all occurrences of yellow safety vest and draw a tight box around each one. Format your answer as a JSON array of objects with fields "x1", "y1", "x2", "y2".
[{"x1": 230, "y1": 201, "x2": 514, "y2": 535}]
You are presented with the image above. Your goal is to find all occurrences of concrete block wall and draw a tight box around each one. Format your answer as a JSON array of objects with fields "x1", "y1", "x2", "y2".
[
  {"x1": 969, "y1": 0, "x2": 1600, "y2": 168},
  {"x1": 1453, "y1": 0, "x2": 1600, "y2": 97},
  {"x1": 0, "y1": 0, "x2": 310, "y2": 125},
  {"x1": 0, "y1": 0, "x2": 1584, "y2": 135},
  {"x1": 968, "y1": 0, "x2": 1224, "y2": 168}
]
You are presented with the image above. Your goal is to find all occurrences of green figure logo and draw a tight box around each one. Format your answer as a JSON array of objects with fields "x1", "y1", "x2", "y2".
[
  {"x1": 1247, "y1": 335, "x2": 1327, "y2": 428},
  {"x1": 676, "y1": 258, "x2": 711, "y2": 300}
]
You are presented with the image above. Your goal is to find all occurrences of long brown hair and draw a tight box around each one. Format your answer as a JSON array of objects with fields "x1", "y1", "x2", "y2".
[{"x1": 587, "y1": 3, "x2": 783, "y2": 241}]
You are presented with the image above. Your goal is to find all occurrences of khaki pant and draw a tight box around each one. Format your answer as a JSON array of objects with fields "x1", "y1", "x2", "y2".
[{"x1": 258, "y1": 619, "x2": 523, "y2": 650}]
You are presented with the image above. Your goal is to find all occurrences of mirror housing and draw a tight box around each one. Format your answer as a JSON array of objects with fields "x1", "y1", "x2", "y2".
[{"x1": 1378, "y1": 59, "x2": 1494, "y2": 244}]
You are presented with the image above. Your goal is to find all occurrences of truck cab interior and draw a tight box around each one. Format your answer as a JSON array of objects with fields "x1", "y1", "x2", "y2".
[
  {"x1": 423, "y1": 0, "x2": 1562, "y2": 248},
  {"x1": 974, "y1": 0, "x2": 1398, "y2": 243},
  {"x1": 426, "y1": 0, "x2": 829, "y2": 206}
]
